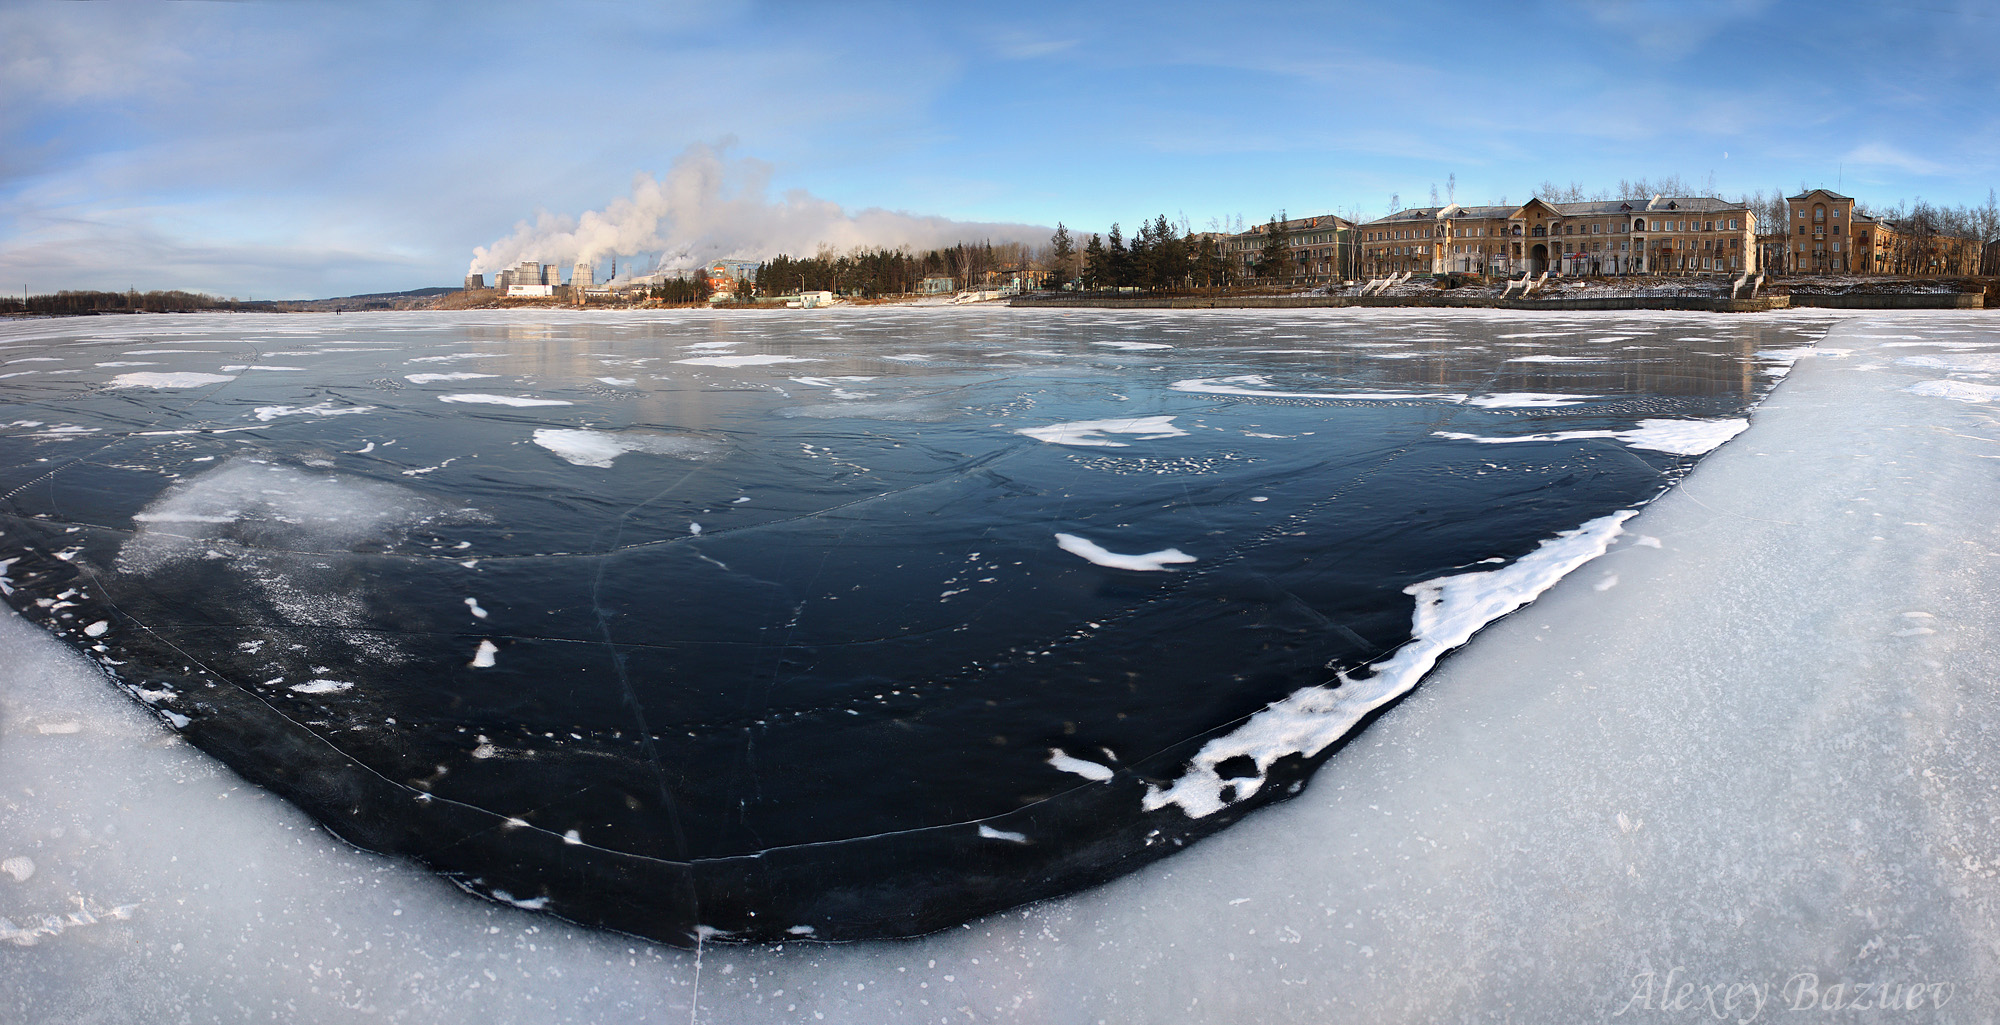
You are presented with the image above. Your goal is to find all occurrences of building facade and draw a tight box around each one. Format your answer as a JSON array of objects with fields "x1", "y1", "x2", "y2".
[
  {"x1": 1784, "y1": 189, "x2": 1981, "y2": 276},
  {"x1": 1223, "y1": 215, "x2": 1356, "y2": 283},
  {"x1": 1359, "y1": 196, "x2": 1758, "y2": 279}
]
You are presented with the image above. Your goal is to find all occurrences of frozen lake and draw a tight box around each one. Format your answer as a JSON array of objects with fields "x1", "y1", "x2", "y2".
[
  {"x1": 0, "y1": 307, "x2": 1799, "y2": 944},
  {"x1": 5, "y1": 307, "x2": 1999, "y2": 1021}
]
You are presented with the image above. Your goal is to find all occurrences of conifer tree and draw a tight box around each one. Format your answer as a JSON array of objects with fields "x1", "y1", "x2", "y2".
[
  {"x1": 1082, "y1": 233, "x2": 1107, "y2": 289},
  {"x1": 1257, "y1": 213, "x2": 1292, "y2": 282},
  {"x1": 1107, "y1": 223, "x2": 1129, "y2": 287},
  {"x1": 1049, "y1": 223, "x2": 1075, "y2": 285}
]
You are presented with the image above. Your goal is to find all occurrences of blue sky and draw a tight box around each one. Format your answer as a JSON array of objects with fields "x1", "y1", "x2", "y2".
[{"x1": 2, "y1": 0, "x2": 1997, "y2": 299}]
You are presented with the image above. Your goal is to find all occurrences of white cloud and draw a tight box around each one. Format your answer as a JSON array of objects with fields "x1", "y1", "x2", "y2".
[{"x1": 1842, "y1": 143, "x2": 1946, "y2": 177}]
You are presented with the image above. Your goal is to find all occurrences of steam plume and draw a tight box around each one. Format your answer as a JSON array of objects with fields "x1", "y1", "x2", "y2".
[{"x1": 468, "y1": 143, "x2": 1049, "y2": 278}]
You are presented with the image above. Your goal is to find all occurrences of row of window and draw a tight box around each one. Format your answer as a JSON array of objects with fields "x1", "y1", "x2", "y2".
[
  {"x1": 1366, "y1": 217, "x2": 1746, "y2": 242},
  {"x1": 1365, "y1": 254, "x2": 1746, "y2": 270}
]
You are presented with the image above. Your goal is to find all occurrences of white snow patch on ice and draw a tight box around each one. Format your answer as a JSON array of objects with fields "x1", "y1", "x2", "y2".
[
  {"x1": 290, "y1": 679, "x2": 353, "y2": 695},
  {"x1": 1908, "y1": 380, "x2": 2000, "y2": 403},
  {"x1": 251, "y1": 403, "x2": 375, "y2": 422},
  {"x1": 405, "y1": 372, "x2": 499, "y2": 384},
  {"x1": 1054, "y1": 533, "x2": 1196, "y2": 572},
  {"x1": 1463, "y1": 392, "x2": 1597, "y2": 408},
  {"x1": 1092, "y1": 341, "x2": 1173, "y2": 351},
  {"x1": 531, "y1": 428, "x2": 722, "y2": 468},
  {"x1": 1143, "y1": 510, "x2": 1634, "y2": 819},
  {"x1": 106, "y1": 372, "x2": 235, "y2": 389},
  {"x1": 407, "y1": 353, "x2": 494, "y2": 363},
  {"x1": 489, "y1": 891, "x2": 549, "y2": 911},
  {"x1": 1171, "y1": 375, "x2": 1464, "y2": 402},
  {"x1": 438, "y1": 394, "x2": 572, "y2": 407},
  {"x1": 470, "y1": 640, "x2": 498, "y2": 668},
  {"x1": 1016, "y1": 415, "x2": 1187, "y2": 448},
  {"x1": 1435, "y1": 418, "x2": 1748, "y2": 456},
  {"x1": 672, "y1": 354, "x2": 817, "y2": 367},
  {"x1": 1, "y1": 856, "x2": 36, "y2": 882},
  {"x1": 1047, "y1": 748, "x2": 1115, "y2": 781},
  {"x1": 977, "y1": 825, "x2": 1030, "y2": 843}
]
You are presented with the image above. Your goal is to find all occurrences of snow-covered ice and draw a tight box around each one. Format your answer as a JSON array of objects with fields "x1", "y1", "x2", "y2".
[{"x1": 1908, "y1": 379, "x2": 2000, "y2": 403}]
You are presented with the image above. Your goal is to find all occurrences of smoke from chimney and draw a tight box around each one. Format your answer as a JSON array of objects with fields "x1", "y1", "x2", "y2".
[{"x1": 467, "y1": 142, "x2": 1049, "y2": 279}]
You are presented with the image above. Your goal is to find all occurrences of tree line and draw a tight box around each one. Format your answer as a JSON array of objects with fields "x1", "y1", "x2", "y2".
[
  {"x1": 0, "y1": 289, "x2": 265, "y2": 316},
  {"x1": 649, "y1": 276, "x2": 713, "y2": 304},
  {"x1": 1073, "y1": 215, "x2": 1236, "y2": 291},
  {"x1": 749, "y1": 241, "x2": 1036, "y2": 298}
]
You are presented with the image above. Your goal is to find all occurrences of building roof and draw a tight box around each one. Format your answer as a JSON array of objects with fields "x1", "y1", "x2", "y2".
[
  {"x1": 1231, "y1": 214, "x2": 1354, "y2": 238},
  {"x1": 1359, "y1": 195, "x2": 1745, "y2": 228},
  {"x1": 1787, "y1": 188, "x2": 1855, "y2": 202}
]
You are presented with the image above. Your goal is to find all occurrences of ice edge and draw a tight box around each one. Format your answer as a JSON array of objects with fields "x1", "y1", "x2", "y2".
[{"x1": 1142, "y1": 509, "x2": 1637, "y2": 819}]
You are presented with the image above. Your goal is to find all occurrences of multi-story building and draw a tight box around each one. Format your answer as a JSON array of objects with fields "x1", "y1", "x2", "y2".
[
  {"x1": 1358, "y1": 196, "x2": 1758, "y2": 278},
  {"x1": 1784, "y1": 190, "x2": 1863, "y2": 274},
  {"x1": 1785, "y1": 189, "x2": 1980, "y2": 276},
  {"x1": 1223, "y1": 214, "x2": 1356, "y2": 283}
]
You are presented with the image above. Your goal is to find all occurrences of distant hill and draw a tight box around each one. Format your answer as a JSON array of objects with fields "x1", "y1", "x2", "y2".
[{"x1": 275, "y1": 287, "x2": 460, "y2": 312}]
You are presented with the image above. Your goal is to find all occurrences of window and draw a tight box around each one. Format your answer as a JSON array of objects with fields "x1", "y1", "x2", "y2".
[
  {"x1": 1798, "y1": 225, "x2": 1806, "y2": 235},
  {"x1": 1729, "y1": 219, "x2": 1738, "y2": 229},
  {"x1": 1833, "y1": 225, "x2": 1841, "y2": 235},
  {"x1": 1592, "y1": 223, "x2": 1601, "y2": 233}
]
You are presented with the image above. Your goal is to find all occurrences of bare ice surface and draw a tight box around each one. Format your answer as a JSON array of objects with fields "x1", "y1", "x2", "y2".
[{"x1": 11, "y1": 308, "x2": 2000, "y2": 1019}]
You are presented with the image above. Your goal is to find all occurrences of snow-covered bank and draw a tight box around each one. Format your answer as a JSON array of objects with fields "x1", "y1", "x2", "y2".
[{"x1": 7, "y1": 311, "x2": 2000, "y2": 1021}]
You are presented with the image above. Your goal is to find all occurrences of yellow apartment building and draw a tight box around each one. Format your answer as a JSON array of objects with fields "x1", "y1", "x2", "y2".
[
  {"x1": 1222, "y1": 214, "x2": 1357, "y2": 283},
  {"x1": 1359, "y1": 196, "x2": 1758, "y2": 278},
  {"x1": 1785, "y1": 189, "x2": 1980, "y2": 276}
]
